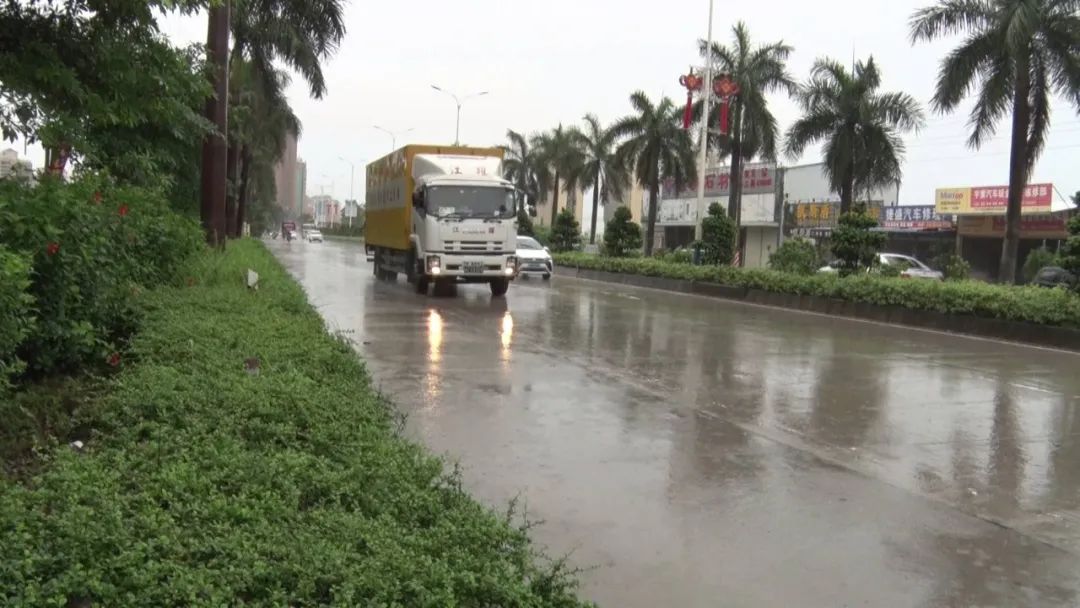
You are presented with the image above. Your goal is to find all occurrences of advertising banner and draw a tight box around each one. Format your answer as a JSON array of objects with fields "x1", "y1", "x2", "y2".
[
  {"x1": 935, "y1": 183, "x2": 1053, "y2": 215},
  {"x1": 958, "y1": 213, "x2": 1070, "y2": 239},
  {"x1": 786, "y1": 201, "x2": 884, "y2": 237},
  {"x1": 880, "y1": 205, "x2": 954, "y2": 230},
  {"x1": 661, "y1": 162, "x2": 776, "y2": 199}
]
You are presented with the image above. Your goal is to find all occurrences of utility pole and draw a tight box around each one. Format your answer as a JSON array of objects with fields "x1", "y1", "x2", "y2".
[
  {"x1": 199, "y1": 0, "x2": 230, "y2": 246},
  {"x1": 694, "y1": 0, "x2": 715, "y2": 243}
]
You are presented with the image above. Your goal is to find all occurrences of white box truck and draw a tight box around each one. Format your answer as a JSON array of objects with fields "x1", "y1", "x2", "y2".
[{"x1": 365, "y1": 145, "x2": 518, "y2": 296}]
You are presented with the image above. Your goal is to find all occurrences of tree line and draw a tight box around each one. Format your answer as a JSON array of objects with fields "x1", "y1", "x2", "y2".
[
  {"x1": 0, "y1": 0, "x2": 346, "y2": 241},
  {"x1": 504, "y1": 2, "x2": 1080, "y2": 282}
]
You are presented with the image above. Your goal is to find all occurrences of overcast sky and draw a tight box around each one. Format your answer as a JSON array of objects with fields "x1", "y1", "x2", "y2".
[{"x1": 27, "y1": 0, "x2": 1080, "y2": 206}]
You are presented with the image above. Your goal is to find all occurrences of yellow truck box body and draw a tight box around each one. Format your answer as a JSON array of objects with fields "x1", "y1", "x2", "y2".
[{"x1": 365, "y1": 145, "x2": 505, "y2": 251}]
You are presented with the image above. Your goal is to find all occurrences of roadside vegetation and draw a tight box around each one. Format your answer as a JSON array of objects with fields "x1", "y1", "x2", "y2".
[
  {"x1": 0, "y1": 241, "x2": 591, "y2": 605},
  {"x1": 506, "y1": 3, "x2": 1080, "y2": 284},
  {"x1": 554, "y1": 251, "x2": 1080, "y2": 328}
]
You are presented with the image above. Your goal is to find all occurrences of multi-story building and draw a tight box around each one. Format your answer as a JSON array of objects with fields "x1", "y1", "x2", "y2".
[
  {"x1": 273, "y1": 132, "x2": 299, "y2": 217},
  {"x1": 306, "y1": 194, "x2": 341, "y2": 227},
  {"x1": 0, "y1": 148, "x2": 33, "y2": 182},
  {"x1": 294, "y1": 159, "x2": 306, "y2": 218},
  {"x1": 652, "y1": 162, "x2": 900, "y2": 268}
]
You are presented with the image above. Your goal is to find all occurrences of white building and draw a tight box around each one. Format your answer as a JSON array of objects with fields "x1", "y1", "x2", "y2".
[
  {"x1": 0, "y1": 148, "x2": 33, "y2": 182},
  {"x1": 652, "y1": 161, "x2": 900, "y2": 268}
]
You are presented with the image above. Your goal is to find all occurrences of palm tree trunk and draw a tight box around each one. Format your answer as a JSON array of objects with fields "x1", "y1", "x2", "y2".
[
  {"x1": 645, "y1": 176, "x2": 660, "y2": 256},
  {"x1": 729, "y1": 104, "x2": 744, "y2": 265},
  {"x1": 226, "y1": 140, "x2": 239, "y2": 237},
  {"x1": 199, "y1": 1, "x2": 230, "y2": 247},
  {"x1": 730, "y1": 104, "x2": 744, "y2": 227},
  {"x1": 589, "y1": 173, "x2": 601, "y2": 244},
  {"x1": 237, "y1": 146, "x2": 253, "y2": 236},
  {"x1": 999, "y1": 59, "x2": 1031, "y2": 284},
  {"x1": 839, "y1": 159, "x2": 855, "y2": 215},
  {"x1": 550, "y1": 172, "x2": 561, "y2": 225}
]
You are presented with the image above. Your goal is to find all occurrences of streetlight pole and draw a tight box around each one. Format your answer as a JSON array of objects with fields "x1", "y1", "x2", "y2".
[
  {"x1": 694, "y1": 0, "x2": 715, "y2": 242},
  {"x1": 372, "y1": 125, "x2": 414, "y2": 152},
  {"x1": 338, "y1": 156, "x2": 364, "y2": 228},
  {"x1": 430, "y1": 85, "x2": 488, "y2": 145}
]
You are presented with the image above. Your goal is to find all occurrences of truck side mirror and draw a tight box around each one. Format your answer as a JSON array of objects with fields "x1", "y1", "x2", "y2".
[{"x1": 412, "y1": 191, "x2": 423, "y2": 208}]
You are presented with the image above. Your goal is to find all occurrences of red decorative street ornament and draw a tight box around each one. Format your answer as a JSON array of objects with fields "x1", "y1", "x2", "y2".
[
  {"x1": 678, "y1": 70, "x2": 704, "y2": 130},
  {"x1": 713, "y1": 73, "x2": 740, "y2": 136}
]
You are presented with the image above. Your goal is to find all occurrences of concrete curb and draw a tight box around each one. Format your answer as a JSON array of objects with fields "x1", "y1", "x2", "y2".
[{"x1": 557, "y1": 265, "x2": 1080, "y2": 352}]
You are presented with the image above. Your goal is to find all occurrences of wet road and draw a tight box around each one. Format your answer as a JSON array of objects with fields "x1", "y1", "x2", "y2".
[{"x1": 270, "y1": 239, "x2": 1080, "y2": 607}]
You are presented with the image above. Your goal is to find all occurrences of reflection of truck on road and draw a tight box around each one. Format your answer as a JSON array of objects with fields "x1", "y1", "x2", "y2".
[{"x1": 365, "y1": 145, "x2": 518, "y2": 296}]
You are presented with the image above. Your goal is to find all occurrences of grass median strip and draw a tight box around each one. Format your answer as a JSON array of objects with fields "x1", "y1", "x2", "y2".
[
  {"x1": 554, "y1": 252, "x2": 1080, "y2": 329},
  {"x1": 1, "y1": 240, "x2": 590, "y2": 607}
]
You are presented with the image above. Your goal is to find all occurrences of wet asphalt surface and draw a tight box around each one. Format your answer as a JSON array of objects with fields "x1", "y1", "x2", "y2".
[{"x1": 269, "y1": 238, "x2": 1080, "y2": 607}]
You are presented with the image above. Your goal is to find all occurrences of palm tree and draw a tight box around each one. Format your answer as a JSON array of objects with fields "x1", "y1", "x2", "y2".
[
  {"x1": 224, "y1": 0, "x2": 345, "y2": 237},
  {"x1": 910, "y1": 0, "x2": 1080, "y2": 283},
  {"x1": 784, "y1": 57, "x2": 924, "y2": 215},
  {"x1": 611, "y1": 92, "x2": 697, "y2": 256},
  {"x1": 698, "y1": 22, "x2": 795, "y2": 232},
  {"x1": 502, "y1": 129, "x2": 550, "y2": 214},
  {"x1": 568, "y1": 114, "x2": 631, "y2": 244},
  {"x1": 230, "y1": 61, "x2": 301, "y2": 236},
  {"x1": 531, "y1": 124, "x2": 583, "y2": 226}
]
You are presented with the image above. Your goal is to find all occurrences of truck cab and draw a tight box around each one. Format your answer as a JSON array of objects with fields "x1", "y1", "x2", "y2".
[{"x1": 408, "y1": 154, "x2": 518, "y2": 295}]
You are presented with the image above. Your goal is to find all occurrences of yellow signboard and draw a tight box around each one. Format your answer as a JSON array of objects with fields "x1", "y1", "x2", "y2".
[
  {"x1": 934, "y1": 188, "x2": 971, "y2": 214},
  {"x1": 935, "y1": 184, "x2": 1054, "y2": 215}
]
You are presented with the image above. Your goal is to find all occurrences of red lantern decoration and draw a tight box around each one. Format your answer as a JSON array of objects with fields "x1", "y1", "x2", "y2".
[
  {"x1": 713, "y1": 74, "x2": 740, "y2": 136},
  {"x1": 678, "y1": 70, "x2": 704, "y2": 130}
]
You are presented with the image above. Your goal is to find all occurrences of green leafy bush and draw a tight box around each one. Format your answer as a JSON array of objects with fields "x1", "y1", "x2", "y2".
[
  {"x1": 655, "y1": 249, "x2": 692, "y2": 264},
  {"x1": 768, "y1": 238, "x2": 819, "y2": 275},
  {"x1": 0, "y1": 176, "x2": 202, "y2": 375},
  {"x1": 831, "y1": 209, "x2": 886, "y2": 275},
  {"x1": 1023, "y1": 247, "x2": 1060, "y2": 283},
  {"x1": 554, "y1": 252, "x2": 1080, "y2": 328},
  {"x1": 532, "y1": 224, "x2": 552, "y2": 247},
  {"x1": 516, "y1": 208, "x2": 535, "y2": 237},
  {"x1": 0, "y1": 247, "x2": 33, "y2": 389},
  {"x1": 0, "y1": 240, "x2": 590, "y2": 607},
  {"x1": 1060, "y1": 215, "x2": 1080, "y2": 282},
  {"x1": 549, "y1": 208, "x2": 581, "y2": 252},
  {"x1": 602, "y1": 206, "x2": 642, "y2": 257},
  {"x1": 700, "y1": 203, "x2": 736, "y2": 265}
]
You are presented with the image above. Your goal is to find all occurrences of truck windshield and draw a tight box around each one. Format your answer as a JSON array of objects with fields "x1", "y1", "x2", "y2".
[{"x1": 428, "y1": 186, "x2": 514, "y2": 219}]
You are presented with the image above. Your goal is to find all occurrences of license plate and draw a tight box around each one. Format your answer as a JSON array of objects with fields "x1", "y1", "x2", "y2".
[{"x1": 463, "y1": 261, "x2": 484, "y2": 273}]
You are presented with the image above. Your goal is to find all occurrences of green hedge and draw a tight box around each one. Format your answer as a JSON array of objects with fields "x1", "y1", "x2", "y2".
[
  {"x1": 0, "y1": 176, "x2": 202, "y2": 375},
  {"x1": 0, "y1": 240, "x2": 590, "y2": 607},
  {"x1": 0, "y1": 246, "x2": 33, "y2": 388},
  {"x1": 555, "y1": 252, "x2": 1080, "y2": 328}
]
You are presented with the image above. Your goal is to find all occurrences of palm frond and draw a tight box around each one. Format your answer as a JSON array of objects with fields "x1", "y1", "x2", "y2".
[{"x1": 909, "y1": 0, "x2": 995, "y2": 42}]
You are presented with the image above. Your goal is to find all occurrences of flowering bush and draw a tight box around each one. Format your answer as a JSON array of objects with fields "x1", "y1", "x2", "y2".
[{"x1": 0, "y1": 176, "x2": 202, "y2": 375}]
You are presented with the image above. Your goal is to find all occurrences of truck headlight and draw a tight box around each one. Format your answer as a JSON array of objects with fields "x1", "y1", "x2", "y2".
[
  {"x1": 426, "y1": 255, "x2": 442, "y2": 275},
  {"x1": 504, "y1": 257, "x2": 517, "y2": 276}
]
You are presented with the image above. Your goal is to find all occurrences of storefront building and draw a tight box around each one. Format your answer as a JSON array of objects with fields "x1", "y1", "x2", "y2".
[{"x1": 935, "y1": 183, "x2": 1074, "y2": 281}]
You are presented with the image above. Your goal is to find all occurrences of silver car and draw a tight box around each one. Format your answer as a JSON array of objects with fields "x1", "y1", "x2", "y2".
[
  {"x1": 515, "y1": 236, "x2": 553, "y2": 279},
  {"x1": 819, "y1": 253, "x2": 944, "y2": 280}
]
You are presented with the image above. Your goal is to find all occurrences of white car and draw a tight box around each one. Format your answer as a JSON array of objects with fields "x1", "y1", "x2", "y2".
[
  {"x1": 306, "y1": 230, "x2": 323, "y2": 243},
  {"x1": 515, "y1": 235, "x2": 553, "y2": 279},
  {"x1": 819, "y1": 253, "x2": 944, "y2": 280}
]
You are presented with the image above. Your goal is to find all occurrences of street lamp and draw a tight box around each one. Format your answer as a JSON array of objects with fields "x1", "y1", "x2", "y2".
[
  {"x1": 338, "y1": 156, "x2": 364, "y2": 228},
  {"x1": 430, "y1": 85, "x2": 489, "y2": 145},
  {"x1": 694, "y1": 0, "x2": 715, "y2": 243},
  {"x1": 372, "y1": 125, "x2": 414, "y2": 152}
]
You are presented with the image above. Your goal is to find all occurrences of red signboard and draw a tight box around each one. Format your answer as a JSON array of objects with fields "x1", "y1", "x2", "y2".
[
  {"x1": 970, "y1": 183, "x2": 1053, "y2": 212},
  {"x1": 661, "y1": 163, "x2": 775, "y2": 199}
]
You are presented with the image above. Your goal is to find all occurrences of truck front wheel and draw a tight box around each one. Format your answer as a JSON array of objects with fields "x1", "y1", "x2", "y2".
[{"x1": 490, "y1": 278, "x2": 510, "y2": 297}]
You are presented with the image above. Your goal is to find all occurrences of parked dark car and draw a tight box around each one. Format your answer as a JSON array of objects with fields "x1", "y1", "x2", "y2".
[{"x1": 1031, "y1": 266, "x2": 1077, "y2": 289}]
